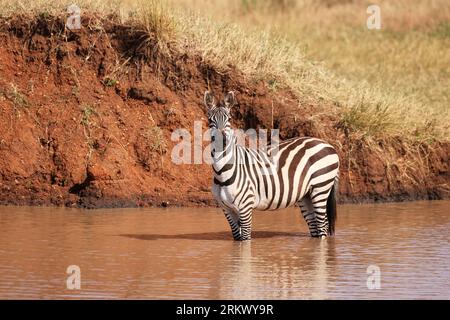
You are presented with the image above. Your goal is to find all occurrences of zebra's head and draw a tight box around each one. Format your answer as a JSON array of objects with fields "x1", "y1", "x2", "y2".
[{"x1": 204, "y1": 91, "x2": 236, "y2": 152}]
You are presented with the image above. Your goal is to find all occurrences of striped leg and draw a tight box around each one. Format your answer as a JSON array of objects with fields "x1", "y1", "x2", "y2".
[
  {"x1": 300, "y1": 196, "x2": 318, "y2": 237},
  {"x1": 310, "y1": 186, "x2": 333, "y2": 238},
  {"x1": 239, "y1": 209, "x2": 253, "y2": 241},
  {"x1": 224, "y1": 209, "x2": 241, "y2": 241}
]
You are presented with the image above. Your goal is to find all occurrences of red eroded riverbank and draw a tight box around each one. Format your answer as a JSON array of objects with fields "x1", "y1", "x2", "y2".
[{"x1": 0, "y1": 14, "x2": 448, "y2": 208}]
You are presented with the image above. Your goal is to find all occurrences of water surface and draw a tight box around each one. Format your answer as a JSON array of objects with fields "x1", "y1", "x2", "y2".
[{"x1": 0, "y1": 201, "x2": 449, "y2": 299}]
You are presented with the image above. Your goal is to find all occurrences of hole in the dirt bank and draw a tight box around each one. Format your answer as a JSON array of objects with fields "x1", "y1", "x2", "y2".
[
  {"x1": 92, "y1": 140, "x2": 101, "y2": 150},
  {"x1": 110, "y1": 25, "x2": 161, "y2": 62},
  {"x1": 50, "y1": 172, "x2": 57, "y2": 185},
  {"x1": 242, "y1": 108, "x2": 260, "y2": 130},
  {"x1": 69, "y1": 171, "x2": 95, "y2": 195},
  {"x1": 33, "y1": 15, "x2": 65, "y2": 38}
]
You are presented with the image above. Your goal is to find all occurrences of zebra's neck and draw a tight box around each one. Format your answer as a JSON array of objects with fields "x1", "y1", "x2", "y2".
[{"x1": 212, "y1": 135, "x2": 237, "y2": 181}]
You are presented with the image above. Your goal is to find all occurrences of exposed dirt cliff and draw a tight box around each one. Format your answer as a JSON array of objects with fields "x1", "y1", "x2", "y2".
[{"x1": 0, "y1": 14, "x2": 448, "y2": 208}]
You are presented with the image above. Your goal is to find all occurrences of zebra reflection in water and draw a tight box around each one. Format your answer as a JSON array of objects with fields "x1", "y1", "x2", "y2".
[{"x1": 218, "y1": 237, "x2": 336, "y2": 299}]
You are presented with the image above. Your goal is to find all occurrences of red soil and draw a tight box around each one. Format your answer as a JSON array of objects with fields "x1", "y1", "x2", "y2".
[{"x1": 0, "y1": 14, "x2": 448, "y2": 208}]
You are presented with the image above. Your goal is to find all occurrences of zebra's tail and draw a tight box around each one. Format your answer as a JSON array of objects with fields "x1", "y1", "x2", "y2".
[{"x1": 326, "y1": 177, "x2": 338, "y2": 236}]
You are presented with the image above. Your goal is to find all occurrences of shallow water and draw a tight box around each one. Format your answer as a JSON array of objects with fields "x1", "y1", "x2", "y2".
[{"x1": 0, "y1": 201, "x2": 449, "y2": 299}]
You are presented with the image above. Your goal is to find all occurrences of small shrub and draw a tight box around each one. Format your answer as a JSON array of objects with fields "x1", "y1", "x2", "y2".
[
  {"x1": 81, "y1": 105, "x2": 96, "y2": 126},
  {"x1": 39, "y1": 11, "x2": 50, "y2": 19},
  {"x1": 163, "y1": 106, "x2": 176, "y2": 117},
  {"x1": 9, "y1": 84, "x2": 29, "y2": 109},
  {"x1": 144, "y1": 126, "x2": 167, "y2": 155},
  {"x1": 430, "y1": 22, "x2": 450, "y2": 39},
  {"x1": 339, "y1": 100, "x2": 392, "y2": 137},
  {"x1": 103, "y1": 77, "x2": 118, "y2": 87}
]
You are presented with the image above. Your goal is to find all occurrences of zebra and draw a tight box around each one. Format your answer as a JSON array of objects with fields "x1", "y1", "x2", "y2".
[{"x1": 205, "y1": 91, "x2": 340, "y2": 241}]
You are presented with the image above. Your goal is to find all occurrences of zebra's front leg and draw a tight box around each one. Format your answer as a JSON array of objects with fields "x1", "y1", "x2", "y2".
[
  {"x1": 239, "y1": 209, "x2": 253, "y2": 241},
  {"x1": 223, "y1": 209, "x2": 241, "y2": 241}
]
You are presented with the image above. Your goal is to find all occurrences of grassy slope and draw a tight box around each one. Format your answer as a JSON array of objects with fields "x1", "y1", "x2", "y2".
[{"x1": 174, "y1": 0, "x2": 450, "y2": 142}]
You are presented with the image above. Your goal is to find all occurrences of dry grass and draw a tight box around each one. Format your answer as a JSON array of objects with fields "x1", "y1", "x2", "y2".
[
  {"x1": 173, "y1": 0, "x2": 450, "y2": 141},
  {"x1": 0, "y1": 0, "x2": 449, "y2": 142}
]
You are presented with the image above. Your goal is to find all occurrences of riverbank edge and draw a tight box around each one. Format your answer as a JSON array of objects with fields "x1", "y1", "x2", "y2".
[{"x1": 0, "y1": 14, "x2": 449, "y2": 209}]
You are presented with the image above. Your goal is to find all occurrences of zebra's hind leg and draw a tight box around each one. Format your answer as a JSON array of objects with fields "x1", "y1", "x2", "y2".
[
  {"x1": 223, "y1": 209, "x2": 241, "y2": 241},
  {"x1": 300, "y1": 196, "x2": 318, "y2": 237},
  {"x1": 310, "y1": 186, "x2": 333, "y2": 238}
]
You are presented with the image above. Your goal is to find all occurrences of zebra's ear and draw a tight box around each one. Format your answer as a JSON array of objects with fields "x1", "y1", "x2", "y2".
[
  {"x1": 224, "y1": 91, "x2": 236, "y2": 110},
  {"x1": 204, "y1": 91, "x2": 215, "y2": 110}
]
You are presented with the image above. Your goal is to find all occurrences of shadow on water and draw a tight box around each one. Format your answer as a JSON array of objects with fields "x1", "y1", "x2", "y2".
[{"x1": 119, "y1": 231, "x2": 310, "y2": 241}]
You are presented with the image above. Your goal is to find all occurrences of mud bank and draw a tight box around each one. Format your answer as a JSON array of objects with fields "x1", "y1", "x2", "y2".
[{"x1": 0, "y1": 14, "x2": 448, "y2": 208}]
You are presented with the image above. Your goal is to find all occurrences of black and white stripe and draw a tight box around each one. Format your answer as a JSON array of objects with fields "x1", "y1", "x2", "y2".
[{"x1": 205, "y1": 91, "x2": 340, "y2": 240}]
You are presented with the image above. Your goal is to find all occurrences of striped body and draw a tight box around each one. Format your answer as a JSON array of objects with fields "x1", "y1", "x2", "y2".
[{"x1": 212, "y1": 137, "x2": 339, "y2": 212}]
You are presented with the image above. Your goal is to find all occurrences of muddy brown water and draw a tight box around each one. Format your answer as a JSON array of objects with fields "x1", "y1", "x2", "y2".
[{"x1": 0, "y1": 201, "x2": 449, "y2": 299}]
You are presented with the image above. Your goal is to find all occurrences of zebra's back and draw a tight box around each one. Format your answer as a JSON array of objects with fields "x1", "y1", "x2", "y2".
[{"x1": 254, "y1": 137, "x2": 339, "y2": 210}]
